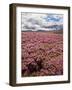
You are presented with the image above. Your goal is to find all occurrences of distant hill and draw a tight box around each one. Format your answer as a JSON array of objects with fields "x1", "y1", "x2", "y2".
[
  {"x1": 52, "y1": 30, "x2": 63, "y2": 34},
  {"x1": 22, "y1": 29, "x2": 63, "y2": 34}
]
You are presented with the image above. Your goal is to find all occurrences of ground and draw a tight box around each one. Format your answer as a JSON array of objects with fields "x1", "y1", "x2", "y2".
[{"x1": 21, "y1": 31, "x2": 63, "y2": 77}]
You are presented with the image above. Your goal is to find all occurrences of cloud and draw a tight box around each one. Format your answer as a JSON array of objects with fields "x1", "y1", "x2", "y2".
[{"x1": 21, "y1": 13, "x2": 63, "y2": 31}]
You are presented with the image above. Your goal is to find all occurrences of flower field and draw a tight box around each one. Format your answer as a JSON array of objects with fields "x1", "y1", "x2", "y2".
[{"x1": 21, "y1": 31, "x2": 63, "y2": 77}]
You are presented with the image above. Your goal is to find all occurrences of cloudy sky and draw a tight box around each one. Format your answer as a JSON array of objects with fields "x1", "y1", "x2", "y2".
[{"x1": 21, "y1": 12, "x2": 63, "y2": 31}]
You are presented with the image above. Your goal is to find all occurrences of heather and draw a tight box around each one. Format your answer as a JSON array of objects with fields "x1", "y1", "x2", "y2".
[{"x1": 21, "y1": 31, "x2": 63, "y2": 77}]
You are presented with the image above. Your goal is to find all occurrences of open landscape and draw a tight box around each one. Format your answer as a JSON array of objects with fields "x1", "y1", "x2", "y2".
[
  {"x1": 21, "y1": 12, "x2": 63, "y2": 77},
  {"x1": 21, "y1": 31, "x2": 63, "y2": 77}
]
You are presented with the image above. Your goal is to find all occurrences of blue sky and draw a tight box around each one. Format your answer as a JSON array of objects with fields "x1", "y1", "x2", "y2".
[{"x1": 44, "y1": 14, "x2": 63, "y2": 23}]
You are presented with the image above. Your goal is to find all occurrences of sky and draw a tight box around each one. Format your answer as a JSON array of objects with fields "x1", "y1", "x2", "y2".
[{"x1": 21, "y1": 12, "x2": 63, "y2": 31}]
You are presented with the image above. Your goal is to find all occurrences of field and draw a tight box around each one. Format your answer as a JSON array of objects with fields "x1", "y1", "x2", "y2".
[{"x1": 21, "y1": 31, "x2": 63, "y2": 77}]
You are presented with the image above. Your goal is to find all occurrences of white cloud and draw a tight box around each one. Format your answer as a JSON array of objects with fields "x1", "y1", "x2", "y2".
[{"x1": 21, "y1": 13, "x2": 63, "y2": 31}]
